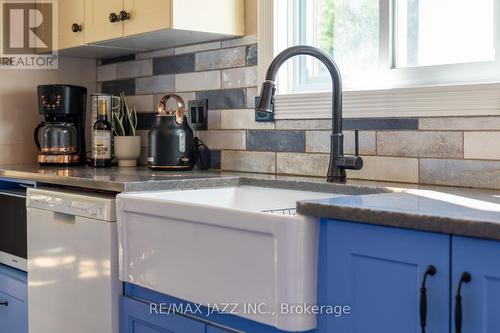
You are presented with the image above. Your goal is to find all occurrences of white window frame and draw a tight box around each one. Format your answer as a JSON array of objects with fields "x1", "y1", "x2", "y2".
[{"x1": 257, "y1": 0, "x2": 500, "y2": 119}]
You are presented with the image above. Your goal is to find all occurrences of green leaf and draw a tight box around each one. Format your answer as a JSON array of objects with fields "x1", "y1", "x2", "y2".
[
  {"x1": 131, "y1": 107, "x2": 137, "y2": 131},
  {"x1": 113, "y1": 114, "x2": 125, "y2": 136},
  {"x1": 113, "y1": 92, "x2": 138, "y2": 136}
]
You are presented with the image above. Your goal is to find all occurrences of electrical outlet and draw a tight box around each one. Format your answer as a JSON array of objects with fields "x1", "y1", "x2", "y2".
[{"x1": 188, "y1": 99, "x2": 208, "y2": 131}]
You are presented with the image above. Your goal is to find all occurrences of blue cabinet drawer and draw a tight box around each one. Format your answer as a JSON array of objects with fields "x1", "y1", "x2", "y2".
[
  {"x1": 0, "y1": 265, "x2": 27, "y2": 302},
  {"x1": 120, "y1": 296, "x2": 206, "y2": 333}
]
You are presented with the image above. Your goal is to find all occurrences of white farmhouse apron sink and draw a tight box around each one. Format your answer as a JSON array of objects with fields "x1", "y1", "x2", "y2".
[{"x1": 116, "y1": 186, "x2": 342, "y2": 332}]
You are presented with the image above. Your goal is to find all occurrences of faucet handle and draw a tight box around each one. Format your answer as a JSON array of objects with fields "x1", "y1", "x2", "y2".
[
  {"x1": 336, "y1": 130, "x2": 364, "y2": 170},
  {"x1": 354, "y1": 130, "x2": 360, "y2": 156}
]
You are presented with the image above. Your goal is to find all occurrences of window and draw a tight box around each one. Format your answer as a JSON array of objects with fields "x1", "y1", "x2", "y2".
[
  {"x1": 394, "y1": 0, "x2": 495, "y2": 68},
  {"x1": 273, "y1": 0, "x2": 500, "y2": 93}
]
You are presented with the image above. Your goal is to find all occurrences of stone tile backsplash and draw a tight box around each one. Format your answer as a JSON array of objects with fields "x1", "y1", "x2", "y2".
[
  {"x1": 136, "y1": 74, "x2": 175, "y2": 94},
  {"x1": 195, "y1": 47, "x2": 247, "y2": 70},
  {"x1": 246, "y1": 130, "x2": 305, "y2": 152},
  {"x1": 377, "y1": 131, "x2": 463, "y2": 158},
  {"x1": 153, "y1": 53, "x2": 195, "y2": 75},
  {"x1": 97, "y1": 35, "x2": 500, "y2": 189},
  {"x1": 463, "y1": 132, "x2": 500, "y2": 160},
  {"x1": 101, "y1": 79, "x2": 135, "y2": 96},
  {"x1": 196, "y1": 89, "x2": 247, "y2": 109}
]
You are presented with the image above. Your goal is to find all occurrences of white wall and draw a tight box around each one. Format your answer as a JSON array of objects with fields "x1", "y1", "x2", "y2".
[{"x1": 0, "y1": 56, "x2": 96, "y2": 165}]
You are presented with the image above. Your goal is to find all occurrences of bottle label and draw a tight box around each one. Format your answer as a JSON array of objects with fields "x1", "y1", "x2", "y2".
[{"x1": 93, "y1": 130, "x2": 111, "y2": 160}]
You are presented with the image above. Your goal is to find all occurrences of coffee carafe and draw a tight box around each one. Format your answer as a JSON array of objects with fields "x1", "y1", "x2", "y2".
[
  {"x1": 34, "y1": 85, "x2": 87, "y2": 165},
  {"x1": 34, "y1": 122, "x2": 78, "y2": 155}
]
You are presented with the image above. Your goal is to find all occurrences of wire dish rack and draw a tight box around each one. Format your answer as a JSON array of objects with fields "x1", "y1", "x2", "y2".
[{"x1": 261, "y1": 208, "x2": 297, "y2": 216}]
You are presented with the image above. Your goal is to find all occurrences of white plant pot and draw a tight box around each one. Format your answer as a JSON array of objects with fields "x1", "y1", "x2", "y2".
[{"x1": 114, "y1": 136, "x2": 141, "y2": 167}]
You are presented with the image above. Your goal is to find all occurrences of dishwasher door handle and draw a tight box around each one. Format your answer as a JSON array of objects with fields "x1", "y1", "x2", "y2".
[{"x1": 53, "y1": 212, "x2": 76, "y2": 224}]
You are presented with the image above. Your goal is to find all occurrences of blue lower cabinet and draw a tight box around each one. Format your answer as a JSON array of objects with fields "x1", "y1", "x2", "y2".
[
  {"x1": 206, "y1": 326, "x2": 235, "y2": 333},
  {"x1": 318, "y1": 220, "x2": 450, "y2": 333},
  {"x1": 120, "y1": 296, "x2": 206, "y2": 333},
  {"x1": 0, "y1": 264, "x2": 27, "y2": 333},
  {"x1": 452, "y1": 236, "x2": 500, "y2": 333},
  {"x1": 123, "y1": 284, "x2": 311, "y2": 333},
  {"x1": 0, "y1": 290, "x2": 28, "y2": 333}
]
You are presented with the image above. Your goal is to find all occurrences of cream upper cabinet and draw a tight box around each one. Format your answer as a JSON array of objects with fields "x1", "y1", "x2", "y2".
[
  {"x1": 171, "y1": 0, "x2": 244, "y2": 36},
  {"x1": 59, "y1": 0, "x2": 85, "y2": 49},
  {"x1": 58, "y1": 0, "x2": 244, "y2": 50},
  {"x1": 123, "y1": 0, "x2": 171, "y2": 36},
  {"x1": 84, "y1": 0, "x2": 123, "y2": 44}
]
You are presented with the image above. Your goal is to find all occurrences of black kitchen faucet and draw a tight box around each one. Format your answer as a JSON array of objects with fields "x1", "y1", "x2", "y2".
[{"x1": 255, "y1": 45, "x2": 363, "y2": 183}]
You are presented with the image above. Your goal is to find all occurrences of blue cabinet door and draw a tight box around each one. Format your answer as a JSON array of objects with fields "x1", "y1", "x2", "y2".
[
  {"x1": 452, "y1": 236, "x2": 500, "y2": 333},
  {"x1": 0, "y1": 264, "x2": 27, "y2": 333},
  {"x1": 0, "y1": 290, "x2": 28, "y2": 333},
  {"x1": 318, "y1": 220, "x2": 450, "y2": 333},
  {"x1": 120, "y1": 296, "x2": 206, "y2": 333}
]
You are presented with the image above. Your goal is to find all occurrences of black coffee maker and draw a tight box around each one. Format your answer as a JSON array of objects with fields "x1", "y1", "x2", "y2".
[{"x1": 34, "y1": 85, "x2": 87, "y2": 165}]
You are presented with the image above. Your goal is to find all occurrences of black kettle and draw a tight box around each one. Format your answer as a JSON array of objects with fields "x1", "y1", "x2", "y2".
[{"x1": 148, "y1": 94, "x2": 194, "y2": 170}]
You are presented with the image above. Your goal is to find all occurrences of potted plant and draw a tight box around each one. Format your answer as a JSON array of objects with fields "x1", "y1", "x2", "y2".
[{"x1": 113, "y1": 92, "x2": 140, "y2": 167}]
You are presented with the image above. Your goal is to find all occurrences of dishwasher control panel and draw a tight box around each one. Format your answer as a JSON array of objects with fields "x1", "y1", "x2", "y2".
[{"x1": 27, "y1": 188, "x2": 116, "y2": 222}]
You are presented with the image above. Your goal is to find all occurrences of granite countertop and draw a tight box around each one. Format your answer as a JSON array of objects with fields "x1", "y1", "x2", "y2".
[
  {"x1": 0, "y1": 165, "x2": 241, "y2": 192},
  {"x1": 2, "y1": 164, "x2": 500, "y2": 241},
  {"x1": 0, "y1": 164, "x2": 391, "y2": 193},
  {"x1": 298, "y1": 187, "x2": 500, "y2": 240}
]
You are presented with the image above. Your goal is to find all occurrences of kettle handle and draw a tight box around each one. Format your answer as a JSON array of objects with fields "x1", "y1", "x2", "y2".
[
  {"x1": 33, "y1": 122, "x2": 45, "y2": 150},
  {"x1": 157, "y1": 94, "x2": 185, "y2": 124}
]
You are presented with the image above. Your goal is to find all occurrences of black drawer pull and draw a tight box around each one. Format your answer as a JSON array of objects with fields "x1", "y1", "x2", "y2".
[
  {"x1": 455, "y1": 272, "x2": 472, "y2": 333},
  {"x1": 119, "y1": 10, "x2": 131, "y2": 21},
  {"x1": 109, "y1": 11, "x2": 130, "y2": 23},
  {"x1": 109, "y1": 12, "x2": 119, "y2": 23},
  {"x1": 71, "y1": 23, "x2": 82, "y2": 32},
  {"x1": 420, "y1": 265, "x2": 436, "y2": 333},
  {"x1": 0, "y1": 300, "x2": 8, "y2": 306}
]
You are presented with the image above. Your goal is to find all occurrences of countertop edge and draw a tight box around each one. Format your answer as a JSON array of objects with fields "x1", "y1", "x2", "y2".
[
  {"x1": 0, "y1": 169, "x2": 125, "y2": 192},
  {"x1": 297, "y1": 201, "x2": 500, "y2": 241}
]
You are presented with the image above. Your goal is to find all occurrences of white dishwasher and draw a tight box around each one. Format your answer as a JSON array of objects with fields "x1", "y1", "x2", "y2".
[{"x1": 26, "y1": 188, "x2": 120, "y2": 333}]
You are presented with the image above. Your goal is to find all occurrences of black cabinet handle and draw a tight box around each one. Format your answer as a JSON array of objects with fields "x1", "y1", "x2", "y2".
[
  {"x1": 109, "y1": 12, "x2": 119, "y2": 23},
  {"x1": 71, "y1": 23, "x2": 82, "y2": 32},
  {"x1": 455, "y1": 272, "x2": 472, "y2": 333},
  {"x1": 119, "y1": 10, "x2": 131, "y2": 21},
  {"x1": 420, "y1": 265, "x2": 437, "y2": 333},
  {"x1": 109, "y1": 11, "x2": 130, "y2": 23},
  {"x1": 0, "y1": 300, "x2": 8, "y2": 306}
]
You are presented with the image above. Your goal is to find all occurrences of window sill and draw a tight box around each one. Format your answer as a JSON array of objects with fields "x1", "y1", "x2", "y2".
[{"x1": 273, "y1": 83, "x2": 500, "y2": 119}]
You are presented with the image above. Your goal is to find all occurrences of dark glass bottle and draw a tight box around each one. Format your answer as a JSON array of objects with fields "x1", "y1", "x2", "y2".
[{"x1": 93, "y1": 99, "x2": 112, "y2": 168}]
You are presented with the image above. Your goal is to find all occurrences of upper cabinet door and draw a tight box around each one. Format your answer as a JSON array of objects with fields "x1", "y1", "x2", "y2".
[
  {"x1": 172, "y1": 0, "x2": 244, "y2": 36},
  {"x1": 318, "y1": 220, "x2": 450, "y2": 333},
  {"x1": 84, "y1": 0, "x2": 123, "y2": 44},
  {"x1": 452, "y1": 236, "x2": 500, "y2": 333},
  {"x1": 123, "y1": 0, "x2": 172, "y2": 37},
  {"x1": 59, "y1": 0, "x2": 85, "y2": 49}
]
